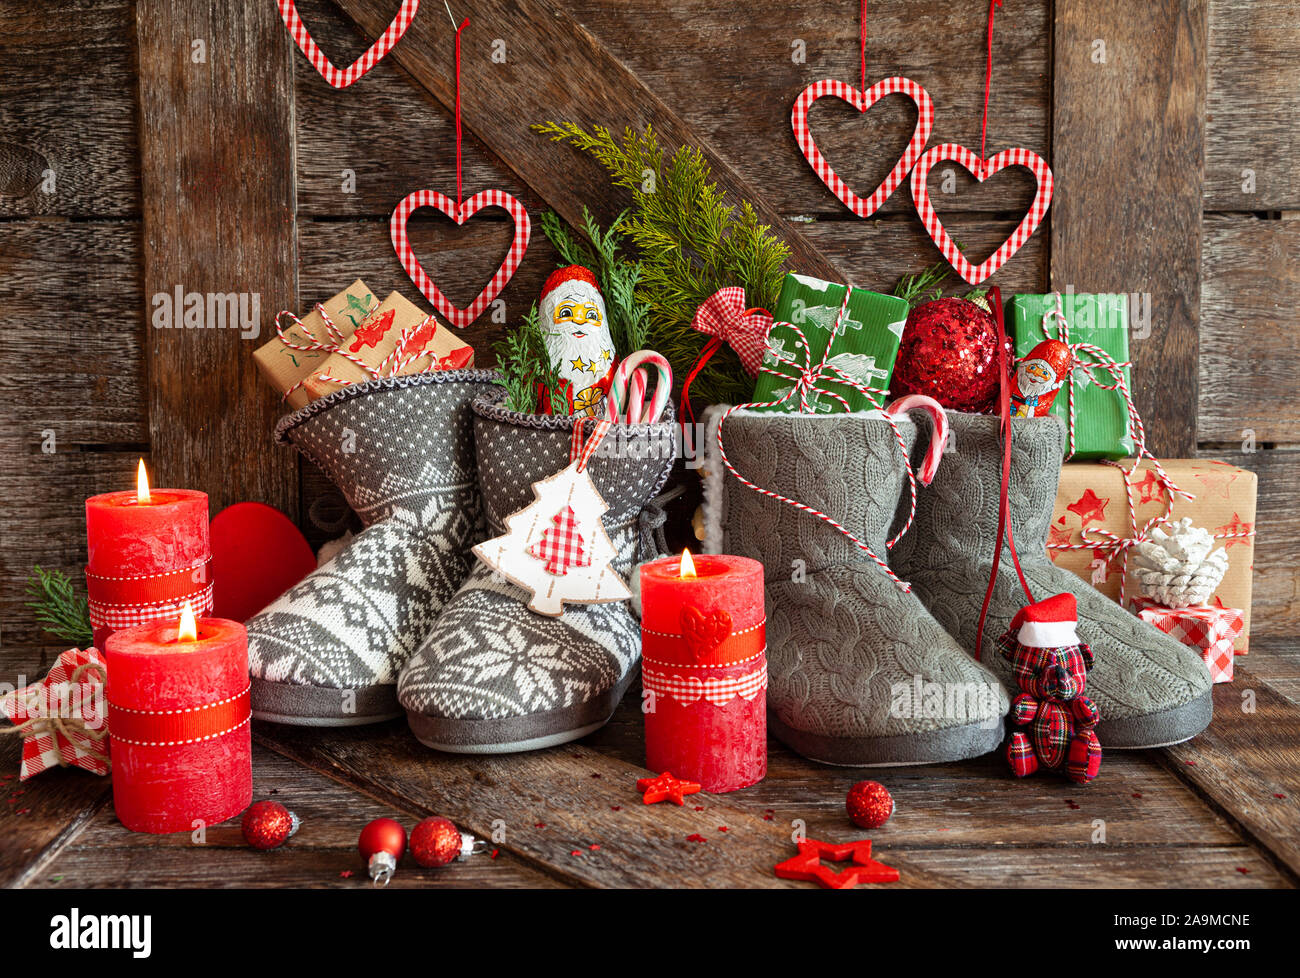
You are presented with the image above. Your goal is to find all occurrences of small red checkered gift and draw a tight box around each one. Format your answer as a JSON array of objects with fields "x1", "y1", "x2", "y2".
[
  {"x1": 0, "y1": 648, "x2": 109, "y2": 780},
  {"x1": 1130, "y1": 597, "x2": 1242, "y2": 684}
]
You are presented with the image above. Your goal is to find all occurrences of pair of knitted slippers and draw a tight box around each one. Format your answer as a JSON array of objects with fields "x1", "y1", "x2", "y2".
[
  {"x1": 700, "y1": 407, "x2": 1213, "y2": 766},
  {"x1": 245, "y1": 373, "x2": 676, "y2": 753}
]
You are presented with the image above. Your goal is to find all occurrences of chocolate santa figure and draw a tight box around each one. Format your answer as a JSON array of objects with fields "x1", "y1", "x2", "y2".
[
  {"x1": 1010, "y1": 338, "x2": 1072, "y2": 418},
  {"x1": 538, "y1": 266, "x2": 617, "y2": 416}
]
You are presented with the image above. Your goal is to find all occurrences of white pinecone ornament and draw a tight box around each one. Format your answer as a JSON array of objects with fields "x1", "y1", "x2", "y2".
[{"x1": 1129, "y1": 517, "x2": 1229, "y2": 608}]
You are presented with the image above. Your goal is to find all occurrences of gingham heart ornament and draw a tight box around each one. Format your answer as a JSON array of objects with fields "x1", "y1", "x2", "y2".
[
  {"x1": 390, "y1": 189, "x2": 531, "y2": 329},
  {"x1": 910, "y1": 143, "x2": 1053, "y2": 286},
  {"x1": 792, "y1": 77, "x2": 934, "y2": 217},
  {"x1": 278, "y1": 0, "x2": 419, "y2": 90}
]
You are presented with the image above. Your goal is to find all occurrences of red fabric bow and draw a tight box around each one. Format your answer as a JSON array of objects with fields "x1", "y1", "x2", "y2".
[{"x1": 680, "y1": 288, "x2": 775, "y2": 427}]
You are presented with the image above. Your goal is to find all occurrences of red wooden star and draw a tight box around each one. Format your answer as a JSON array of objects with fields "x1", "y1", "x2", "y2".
[
  {"x1": 636, "y1": 772, "x2": 701, "y2": 806},
  {"x1": 773, "y1": 838, "x2": 899, "y2": 889},
  {"x1": 1067, "y1": 489, "x2": 1109, "y2": 526}
]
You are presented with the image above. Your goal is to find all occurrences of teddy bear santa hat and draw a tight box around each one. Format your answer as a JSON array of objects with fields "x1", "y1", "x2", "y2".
[
  {"x1": 538, "y1": 265, "x2": 616, "y2": 414},
  {"x1": 1008, "y1": 592, "x2": 1081, "y2": 649}
]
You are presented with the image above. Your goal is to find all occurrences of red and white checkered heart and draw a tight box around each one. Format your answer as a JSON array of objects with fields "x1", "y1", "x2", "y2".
[
  {"x1": 390, "y1": 189, "x2": 531, "y2": 329},
  {"x1": 278, "y1": 0, "x2": 419, "y2": 90},
  {"x1": 792, "y1": 77, "x2": 934, "y2": 218},
  {"x1": 910, "y1": 143, "x2": 1053, "y2": 286}
]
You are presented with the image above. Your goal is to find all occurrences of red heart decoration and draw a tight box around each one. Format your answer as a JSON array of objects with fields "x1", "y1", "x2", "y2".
[
  {"x1": 910, "y1": 143, "x2": 1053, "y2": 286},
  {"x1": 792, "y1": 77, "x2": 934, "y2": 218},
  {"x1": 390, "y1": 189, "x2": 531, "y2": 329},
  {"x1": 278, "y1": 0, "x2": 420, "y2": 90},
  {"x1": 210, "y1": 503, "x2": 317, "y2": 623},
  {"x1": 680, "y1": 606, "x2": 734, "y2": 661}
]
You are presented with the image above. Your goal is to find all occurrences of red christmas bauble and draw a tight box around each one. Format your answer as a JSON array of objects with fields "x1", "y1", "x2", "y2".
[
  {"x1": 846, "y1": 781, "x2": 894, "y2": 829},
  {"x1": 409, "y1": 816, "x2": 462, "y2": 868},
  {"x1": 892, "y1": 297, "x2": 1010, "y2": 413},
  {"x1": 359, "y1": 817, "x2": 406, "y2": 859},
  {"x1": 241, "y1": 800, "x2": 299, "y2": 850}
]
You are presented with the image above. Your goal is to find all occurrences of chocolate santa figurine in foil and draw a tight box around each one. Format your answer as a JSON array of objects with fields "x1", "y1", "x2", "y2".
[
  {"x1": 538, "y1": 266, "x2": 617, "y2": 416},
  {"x1": 1010, "y1": 338, "x2": 1072, "y2": 418}
]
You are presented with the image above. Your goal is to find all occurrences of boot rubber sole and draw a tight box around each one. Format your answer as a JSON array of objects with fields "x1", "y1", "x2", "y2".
[
  {"x1": 250, "y1": 676, "x2": 400, "y2": 727},
  {"x1": 769, "y1": 712, "x2": 1005, "y2": 767},
  {"x1": 405, "y1": 668, "x2": 638, "y2": 755},
  {"x1": 1094, "y1": 687, "x2": 1212, "y2": 749}
]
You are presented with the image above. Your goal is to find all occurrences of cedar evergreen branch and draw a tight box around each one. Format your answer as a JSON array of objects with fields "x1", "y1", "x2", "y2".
[
  {"x1": 532, "y1": 122, "x2": 790, "y2": 404},
  {"x1": 492, "y1": 304, "x2": 568, "y2": 415},
  {"x1": 25, "y1": 566, "x2": 93, "y2": 647}
]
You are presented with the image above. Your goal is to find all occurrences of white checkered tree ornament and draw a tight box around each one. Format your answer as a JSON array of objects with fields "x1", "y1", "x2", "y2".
[{"x1": 473, "y1": 421, "x2": 631, "y2": 617}]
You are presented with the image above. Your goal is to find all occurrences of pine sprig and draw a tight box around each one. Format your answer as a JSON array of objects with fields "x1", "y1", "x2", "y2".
[
  {"x1": 533, "y1": 123, "x2": 791, "y2": 404},
  {"x1": 492, "y1": 304, "x2": 568, "y2": 415},
  {"x1": 893, "y1": 261, "x2": 949, "y2": 308},
  {"x1": 25, "y1": 566, "x2": 93, "y2": 647}
]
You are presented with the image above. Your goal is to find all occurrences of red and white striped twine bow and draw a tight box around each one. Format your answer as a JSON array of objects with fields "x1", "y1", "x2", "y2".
[
  {"x1": 274, "y1": 302, "x2": 453, "y2": 401},
  {"x1": 715, "y1": 288, "x2": 926, "y2": 592},
  {"x1": 278, "y1": 0, "x2": 420, "y2": 90}
]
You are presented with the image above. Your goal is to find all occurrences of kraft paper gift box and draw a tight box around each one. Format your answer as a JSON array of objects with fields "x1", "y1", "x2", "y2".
[
  {"x1": 1130, "y1": 597, "x2": 1242, "y2": 684},
  {"x1": 1049, "y1": 459, "x2": 1257, "y2": 653},
  {"x1": 1012, "y1": 293, "x2": 1135, "y2": 459},
  {"x1": 302, "y1": 291, "x2": 474, "y2": 401},
  {"x1": 253, "y1": 279, "x2": 377, "y2": 410},
  {"x1": 751, "y1": 273, "x2": 908, "y2": 414}
]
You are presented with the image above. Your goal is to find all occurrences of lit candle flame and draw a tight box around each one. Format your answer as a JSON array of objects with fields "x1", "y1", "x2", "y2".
[
  {"x1": 679, "y1": 549, "x2": 696, "y2": 579},
  {"x1": 177, "y1": 601, "x2": 198, "y2": 642},
  {"x1": 136, "y1": 458, "x2": 152, "y2": 505}
]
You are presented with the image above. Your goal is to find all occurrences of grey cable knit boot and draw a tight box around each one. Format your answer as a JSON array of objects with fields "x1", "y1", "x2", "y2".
[
  {"x1": 247, "y1": 370, "x2": 501, "y2": 726},
  {"x1": 890, "y1": 411, "x2": 1213, "y2": 748},
  {"x1": 398, "y1": 389, "x2": 677, "y2": 753},
  {"x1": 700, "y1": 407, "x2": 1009, "y2": 766}
]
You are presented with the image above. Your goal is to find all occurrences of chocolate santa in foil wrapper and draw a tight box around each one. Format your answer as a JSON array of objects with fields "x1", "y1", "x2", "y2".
[
  {"x1": 538, "y1": 265, "x2": 617, "y2": 416},
  {"x1": 1011, "y1": 338, "x2": 1072, "y2": 418}
]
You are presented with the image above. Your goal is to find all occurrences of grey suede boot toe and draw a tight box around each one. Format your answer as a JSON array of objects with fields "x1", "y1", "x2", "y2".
[
  {"x1": 702, "y1": 408, "x2": 1009, "y2": 766},
  {"x1": 890, "y1": 411, "x2": 1213, "y2": 749}
]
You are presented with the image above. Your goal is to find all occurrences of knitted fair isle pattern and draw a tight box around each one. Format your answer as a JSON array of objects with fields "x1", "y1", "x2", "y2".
[
  {"x1": 247, "y1": 372, "x2": 500, "y2": 699},
  {"x1": 398, "y1": 392, "x2": 677, "y2": 724},
  {"x1": 889, "y1": 411, "x2": 1212, "y2": 725},
  {"x1": 702, "y1": 408, "x2": 1008, "y2": 742}
]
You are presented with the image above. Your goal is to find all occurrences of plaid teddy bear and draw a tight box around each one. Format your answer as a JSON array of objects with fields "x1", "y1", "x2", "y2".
[{"x1": 997, "y1": 592, "x2": 1102, "y2": 784}]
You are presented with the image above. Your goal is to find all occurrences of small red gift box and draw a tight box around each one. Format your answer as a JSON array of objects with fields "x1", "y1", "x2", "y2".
[{"x1": 1130, "y1": 597, "x2": 1243, "y2": 684}]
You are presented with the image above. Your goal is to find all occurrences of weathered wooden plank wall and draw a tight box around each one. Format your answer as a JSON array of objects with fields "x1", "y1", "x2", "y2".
[{"x1": 0, "y1": 0, "x2": 1296, "y2": 669}]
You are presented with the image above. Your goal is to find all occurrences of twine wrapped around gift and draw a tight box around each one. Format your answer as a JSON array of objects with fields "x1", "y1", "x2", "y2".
[
  {"x1": 274, "y1": 303, "x2": 457, "y2": 402},
  {"x1": 0, "y1": 650, "x2": 110, "y2": 779},
  {"x1": 713, "y1": 287, "x2": 947, "y2": 593}
]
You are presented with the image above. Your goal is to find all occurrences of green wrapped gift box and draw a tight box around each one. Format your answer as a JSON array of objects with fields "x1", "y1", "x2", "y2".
[
  {"x1": 1011, "y1": 292, "x2": 1136, "y2": 459},
  {"x1": 751, "y1": 273, "x2": 909, "y2": 414}
]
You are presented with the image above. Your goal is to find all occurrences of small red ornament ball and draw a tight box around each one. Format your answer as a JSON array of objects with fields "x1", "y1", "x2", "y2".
[
  {"x1": 409, "y1": 816, "x2": 462, "y2": 868},
  {"x1": 241, "y1": 800, "x2": 298, "y2": 850},
  {"x1": 358, "y1": 817, "x2": 407, "y2": 861},
  {"x1": 892, "y1": 297, "x2": 1009, "y2": 413},
  {"x1": 846, "y1": 781, "x2": 894, "y2": 829}
]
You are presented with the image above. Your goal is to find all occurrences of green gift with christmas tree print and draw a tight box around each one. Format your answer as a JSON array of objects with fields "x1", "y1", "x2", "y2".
[
  {"x1": 1011, "y1": 292, "x2": 1135, "y2": 459},
  {"x1": 751, "y1": 273, "x2": 909, "y2": 414}
]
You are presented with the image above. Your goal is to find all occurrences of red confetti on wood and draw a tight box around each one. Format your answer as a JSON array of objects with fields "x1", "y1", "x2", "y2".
[
  {"x1": 1132, "y1": 792, "x2": 1143, "y2": 799},
  {"x1": 571, "y1": 850, "x2": 582, "y2": 856},
  {"x1": 1275, "y1": 793, "x2": 1287, "y2": 799},
  {"x1": 340, "y1": 870, "x2": 353, "y2": 878},
  {"x1": 490, "y1": 849, "x2": 499, "y2": 859},
  {"x1": 718, "y1": 826, "x2": 729, "y2": 832},
  {"x1": 1236, "y1": 867, "x2": 1250, "y2": 875},
  {"x1": 535, "y1": 822, "x2": 546, "y2": 828},
  {"x1": 610, "y1": 805, "x2": 622, "y2": 811},
  {"x1": 589, "y1": 844, "x2": 601, "y2": 851},
  {"x1": 686, "y1": 833, "x2": 708, "y2": 843},
  {"x1": 763, "y1": 814, "x2": 774, "y2": 821},
  {"x1": 1185, "y1": 760, "x2": 1197, "y2": 766}
]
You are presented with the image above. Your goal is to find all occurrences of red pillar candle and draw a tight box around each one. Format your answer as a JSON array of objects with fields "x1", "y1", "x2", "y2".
[
  {"x1": 640, "y1": 552, "x2": 767, "y2": 793},
  {"x1": 85, "y1": 461, "x2": 212, "y2": 648},
  {"x1": 104, "y1": 608, "x2": 252, "y2": 834}
]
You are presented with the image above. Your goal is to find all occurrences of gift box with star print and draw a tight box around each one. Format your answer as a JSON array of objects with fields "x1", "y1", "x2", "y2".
[
  {"x1": 1011, "y1": 292, "x2": 1135, "y2": 459},
  {"x1": 302, "y1": 290, "x2": 474, "y2": 401},
  {"x1": 750, "y1": 273, "x2": 909, "y2": 414},
  {"x1": 1051, "y1": 459, "x2": 1257, "y2": 654},
  {"x1": 252, "y1": 279, "x2": 375, "y2": 410}
]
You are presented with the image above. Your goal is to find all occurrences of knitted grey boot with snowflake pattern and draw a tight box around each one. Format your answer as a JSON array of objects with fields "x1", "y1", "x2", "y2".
[
  {"x1": 889, "y1": 411, "x2": 1213, "y2": 748},
  {"x1": 246, "y1": 370, "x2": 500, "y2": 726},
  {"x1": 700, "y1": 407, "x2": 1009, "y2": 766},
  {"x1": 398, "y1": 389, "x2": 676, "y2": 753}
]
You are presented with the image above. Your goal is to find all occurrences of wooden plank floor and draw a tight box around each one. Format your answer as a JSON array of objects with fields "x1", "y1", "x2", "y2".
[{"x1": 4, "y1": 652, "x2": 1296, "y2": 889}]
